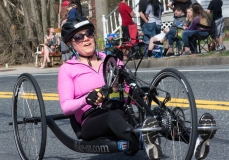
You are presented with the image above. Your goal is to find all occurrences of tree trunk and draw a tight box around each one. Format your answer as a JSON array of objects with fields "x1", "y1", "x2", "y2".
[
  {"x1": 50, "y1": 0, "x2": 57, "y2": 27},
  {"x1": 41, "y1": 0, "x2": 48, "y2": 36}
]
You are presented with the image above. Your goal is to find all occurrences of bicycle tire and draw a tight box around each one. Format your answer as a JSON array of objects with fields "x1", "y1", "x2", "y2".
[
  {"x1": 103, "y1": 55, "x2": 118, "y2": 88},
  {"x1": 149, "y1": 68, "x2": 197, "y2": 160},
  {"x1": 12, "y1": 73, "x2": 47, "y2": 160}
]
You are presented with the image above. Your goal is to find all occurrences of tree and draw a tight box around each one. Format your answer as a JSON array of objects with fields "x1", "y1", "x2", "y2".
[{"x1": 0, "y1": 0, "x2": 61, "y2": 66}]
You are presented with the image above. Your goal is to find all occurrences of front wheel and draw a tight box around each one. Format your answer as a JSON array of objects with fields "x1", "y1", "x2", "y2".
[
  {"x1": 149, "y1": 68, "x2": 198, "y2": 160},
  {"x1": 12, "y1": 73, "x2": 47, "y2": 160}
]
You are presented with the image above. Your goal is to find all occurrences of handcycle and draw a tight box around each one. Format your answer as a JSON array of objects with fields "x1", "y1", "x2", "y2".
[{"x1": 9, "y1": 42, "x2": 217, "y2": 160}]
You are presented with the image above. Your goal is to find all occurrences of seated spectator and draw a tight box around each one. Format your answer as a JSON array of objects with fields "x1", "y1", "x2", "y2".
[
  {"x1": 167, "y1": 0, "x2": 192, "y2": 16},
  {"x1": 182, "y1": 3, "x2": 211, "y2": 55},
  {"x1": 147, "y1": 32, "x2": 166, "y2": 58},
  {"x1": 147, "y1": 7, "x2": 188, "y2": 57},
  {"x1": 160, "y1": 6, "x2": 188, "y2": 56},
  {"x1": 40, "y1": 26, "x2": 60, "y2": 69}
]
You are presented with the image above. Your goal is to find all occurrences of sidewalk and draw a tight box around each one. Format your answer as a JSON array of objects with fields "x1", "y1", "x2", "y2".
[
  {"x1": 0, "y1": 66, "x2": 59, "y2": 76},
  {"x1": 0, "y1": 42, "x2": 229, "y2": 76}
]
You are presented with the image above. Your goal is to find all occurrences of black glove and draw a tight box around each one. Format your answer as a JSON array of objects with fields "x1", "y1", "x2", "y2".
[{"x1": 86, "y1": 90, "x2": 98, "y2": 105}]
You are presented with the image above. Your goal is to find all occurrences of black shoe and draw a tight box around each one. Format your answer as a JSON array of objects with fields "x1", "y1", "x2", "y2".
[
  {"x1": 142, "y1": 117, "x2": 162, "y2": 160},
  {"x1": 47, "y1": 62, "x2": 52, "y2": 67},
  {"x1": 194, "y1": 113, "x2": 217, "y2": 160},
  {"x1": 153, "y1": 41, "x2": 163, "y2": 45},
  {"x1": 164, "y1": 52, "x2": 174, "y2": 57}
]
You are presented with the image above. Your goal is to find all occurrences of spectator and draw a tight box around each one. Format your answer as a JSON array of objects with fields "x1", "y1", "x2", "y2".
[
  {"x1": 141, "y1": 0, "x2": 163, "y2": 43},
  {"x1": 118, "y1": 0, "x2": 135, "y2": 41},
  {"x1": 182, "y1": 3, "x2": 211, "y2": 55},
  {"x1": 40, "y1": 26, "x2": 60, "y2": 69},
  {"x1": 160, "y1": 6, "x2": 188, "y2": 56},
  {"x1": 207, "y1": 0, "x2": 226, "y2": 51},
  {"x1": 167, "y1": 0, "x2": 192, "y2": 16},
  {"x1": 138, "y1": 0, "x2": 149, "y2": 28},
  {"x1": 147, "y1": 7, "x2": 188, "y2": 57},
  {"x1": 118, "y1": 0, "x2": 135, "y2": 61},
  {"x1": 186, "y1": 7, "x2": 193, "y2": 25},
  {"x1": 67, "y1": 2, "x2": 78, "y2": 19},
  {"x1": 145, "y1": 0, "x2": 164, "y2": 35}
]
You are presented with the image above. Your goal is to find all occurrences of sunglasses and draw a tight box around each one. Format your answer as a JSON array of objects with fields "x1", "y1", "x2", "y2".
[{"x1": 72, "y1": 29, "x2": 94, "y2": 43}]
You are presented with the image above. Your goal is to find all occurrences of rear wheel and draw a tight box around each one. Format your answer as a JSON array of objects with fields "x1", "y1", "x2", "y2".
[
  {"x1": 12, "y1": 73, "x2": 47, "y2": 160},
  {"x1": 149, "y1": 68, "x2": 197, "y2": 160}
]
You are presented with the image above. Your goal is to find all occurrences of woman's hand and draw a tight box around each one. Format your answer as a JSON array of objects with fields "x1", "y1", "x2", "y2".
[
  {"x1": 182, "y1": 25, "x2": 187, "y2": 30},
  {"x1": 86, "y1": 90, "x2": 104, "y2": 106}
]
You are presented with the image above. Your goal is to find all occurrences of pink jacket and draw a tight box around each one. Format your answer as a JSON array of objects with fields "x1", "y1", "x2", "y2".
[{"x1": 58, "y1": 52, "x2": 122, "y2": 124}]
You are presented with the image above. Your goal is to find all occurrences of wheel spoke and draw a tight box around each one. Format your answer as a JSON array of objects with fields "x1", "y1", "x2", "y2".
[{"x1": 12, "y1": 73, "x2": 47, "y2": 160}]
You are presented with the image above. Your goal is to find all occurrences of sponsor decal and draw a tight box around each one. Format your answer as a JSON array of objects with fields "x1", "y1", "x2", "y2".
[
  {"x1": 74, "y1": 141, "x2": 110, "y2": 153},
  {"x1": 118, "y1": 140, "x2": 129, "y2": 152}
]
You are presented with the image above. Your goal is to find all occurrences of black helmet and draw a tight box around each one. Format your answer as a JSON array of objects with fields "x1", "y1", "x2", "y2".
[{"x1": 61, "y1": 17, "x2": 94, "y2": 43}]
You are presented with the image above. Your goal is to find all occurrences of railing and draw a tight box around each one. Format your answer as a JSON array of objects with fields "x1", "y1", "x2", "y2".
[{"x1": 102, "y1": 0, "x2": 173, "y2": 42}]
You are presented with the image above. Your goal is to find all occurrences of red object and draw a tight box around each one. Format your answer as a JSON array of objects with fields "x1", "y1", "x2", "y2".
[
  {"x1": 118, "y1": 2, "x2": 133, "y2": 26},
  {"x1": 41, "y1": 51, "x2": 44, "y2": 55},
  {"x1": 51, "y1": 51, "x2": 56, "y2": 55},
  {"x1": 62, "y1": 0, "x2": 70, "y2": 7},
  {"x1": 128, "y1": 24, "x2": 138, "y2": 43}
]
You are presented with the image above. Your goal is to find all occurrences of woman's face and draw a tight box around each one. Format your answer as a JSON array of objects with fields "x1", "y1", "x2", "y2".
[
  {"x1": 187, "y1": 9, "x2": 193, "y2": 19},
  {"x1": 71, "y1": 29, "x2": 95, "y2": 57},
  {"x1": 50, "y1": 27, "x2": 55, "y2": 33}
]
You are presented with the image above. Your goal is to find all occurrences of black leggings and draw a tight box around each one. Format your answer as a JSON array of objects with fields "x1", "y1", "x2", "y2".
[{"x1": 81, "y1": 108, "x2": 139, "y2": 152}]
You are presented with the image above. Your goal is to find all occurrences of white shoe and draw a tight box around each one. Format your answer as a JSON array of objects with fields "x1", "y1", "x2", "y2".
[
  {"x1": 142, "y1": 117, "x2": 162, "y2": 159},
  {"x1": 194, "y1": 113, "x2": 217, "y2": 159}
]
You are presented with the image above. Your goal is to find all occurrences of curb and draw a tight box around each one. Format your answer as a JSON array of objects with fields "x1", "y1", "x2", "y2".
[{"x1": 127, "y1": 56, "x2": 229, "y2": 68}]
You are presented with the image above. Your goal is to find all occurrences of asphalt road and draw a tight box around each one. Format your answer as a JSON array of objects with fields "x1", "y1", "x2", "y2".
[{"x1": 0, "y1": 65, "x2": 228, "y2": 160}]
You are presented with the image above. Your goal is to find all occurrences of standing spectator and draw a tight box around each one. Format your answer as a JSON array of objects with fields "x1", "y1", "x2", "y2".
[
  {"x1": 167, "y1": 0, "x2": 192, "y2": 16},
  {"x1": 145, "y1": 0, "x2": 164, "y2": 35},
  {"x1": 207, "y1": 0, "x2": 226, "y2": 51},
  {"x1": 118, "y1": 0, "x2": 135, "y2": 61},
  {"x1": 67, "y1": 2, "x2": 78, "y2": 19},
  {"x1": 118, "y1": 0, "x2": 135, "y2": 41},
  {"x1": 138, "y1": 0, "x2": 149, "y2": 28}
]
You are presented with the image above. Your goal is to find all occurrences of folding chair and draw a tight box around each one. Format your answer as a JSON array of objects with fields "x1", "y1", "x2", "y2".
[
  {"x1": 172, "y1": 27, "x2": 184, "y2": 55},
  {"x1": 190, "y1": 23, "x2": 215, "y2": 53}
]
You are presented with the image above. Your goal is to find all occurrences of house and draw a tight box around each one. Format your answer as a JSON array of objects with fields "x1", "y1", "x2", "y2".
[{"x1": 80, "y1": 0, "x2": 229, "y2": 40}]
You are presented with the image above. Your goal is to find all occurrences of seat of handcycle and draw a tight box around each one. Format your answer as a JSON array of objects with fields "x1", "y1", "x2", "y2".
[{"x1": 69, "y1": 115, "x2": 119, "y2": 142}]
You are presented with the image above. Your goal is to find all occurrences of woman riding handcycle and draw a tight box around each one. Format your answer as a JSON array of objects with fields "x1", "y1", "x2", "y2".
[{"x1": 11, "y1": 17, "x2": 217, "y2": 160}]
